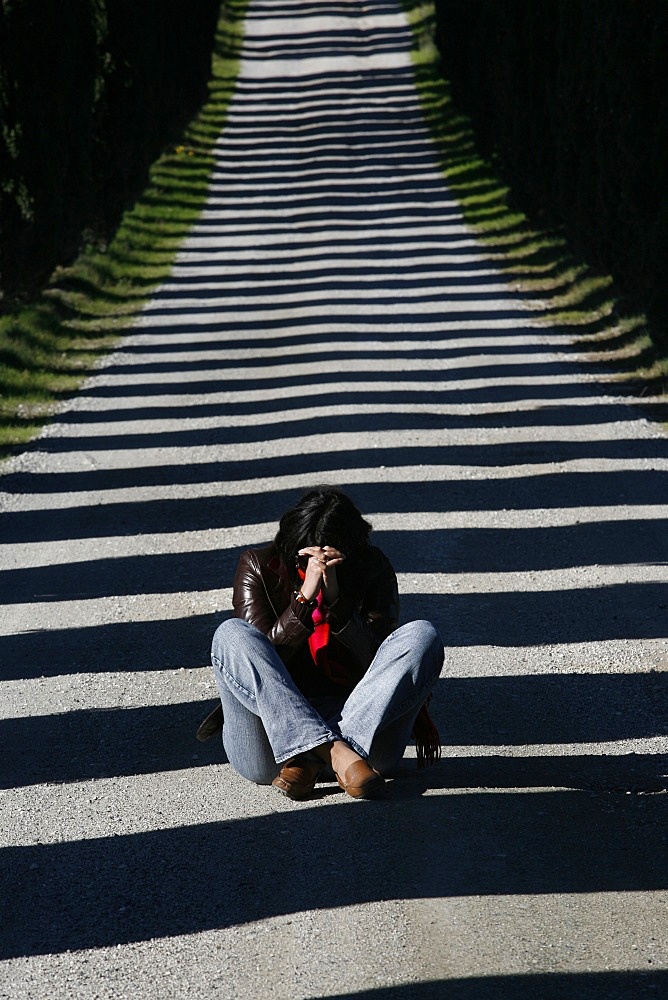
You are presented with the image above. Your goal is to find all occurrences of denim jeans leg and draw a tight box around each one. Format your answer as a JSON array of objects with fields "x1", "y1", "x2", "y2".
[
  {"x1": 216, "y1": 686, "x2": 278, "y2": 785},
  {"x1": 335, "y1": 620, "x2": 444, "y2": 774},
  {"x1": 211, "y1": 618, "x2": 337, "y2": 777}
]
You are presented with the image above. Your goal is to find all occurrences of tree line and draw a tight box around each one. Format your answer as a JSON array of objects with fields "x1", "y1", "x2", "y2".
[
  {"x1": 434, "y1": 0, "x2": 668, "y2": 349},
  {"x1": 0, "y1": 0, "x2": 221, "y2": 301}
]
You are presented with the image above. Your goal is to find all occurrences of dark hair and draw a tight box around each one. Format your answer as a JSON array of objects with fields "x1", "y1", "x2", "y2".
[{"x1": 274, "y1": 486, "x2": 372, "y2": 579}]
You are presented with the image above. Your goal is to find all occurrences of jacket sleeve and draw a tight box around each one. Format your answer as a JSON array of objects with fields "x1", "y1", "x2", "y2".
[
  {"x1": 327, "y1": 548, "x2": 400, "y2": 667},
  {"x1": 232, "y1": 549, "x2": 314, "y2": 657}
]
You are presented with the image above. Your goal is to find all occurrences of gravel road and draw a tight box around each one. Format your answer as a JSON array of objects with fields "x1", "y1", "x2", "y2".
[{"x1": 1, "y1": 1, "x2": 667, "y2": 997}]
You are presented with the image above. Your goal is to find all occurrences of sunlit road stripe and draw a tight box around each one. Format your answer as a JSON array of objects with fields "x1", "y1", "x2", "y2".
[
  {"x1": 217, "y1": 121, "x2": 434, "y2": 138},
  {"x1": 40, "y1": 410, "x2": 661, "y2": 443},
  {"x1": 2, "y1": 491, "x2": 666, "y2": 558},
  {"x1": 172, "y1": 216, "x2": 485, "y2": 232},
  {"x1": 42, "y1": 395, "x2": 622, "y2": 418},
  {"x1": 116, "y1": 337, "x2": 571, "y2": 354},
  {"x1": 2, "y1": 496, "x2": 664, "y2": 535},
  {"x1": 239, "y1": 53, "x2": 413, "y2": 77},
  {"x1": 224, "y1": 106, "x2": 428, "y2": 126},
  {"x1": 67, "y1": 386, "x2": 622, "y2": 409},
  {"x1": 140, "y1": 288, "x2": 529, "y2": 310},
  {"x1": 23, "y1": 447, "x2": 667, "y2": 475},
  {"x1": 1, "y1": 902, "x2": 666, "y2": 999},
  {"x1": 74, "y1": 365, "x2": 592, "y2": 384},
  {"x1": 54, "y1": 373, "x2": 639, "y2": 406},
  {"x1": 2, "y1": 650, "x2": 665, "y2": 718},
  {"x1": 131, "y1": 310, "x2": 538, "y2": 328},
  {"x1": 213, "y1": 125, "x2": 440, "y2": 139},
  {"x1": 3, "y1": 564, "x2": 667, "y2": 633},
  {"x1": 1, "y1": 516, "x2": 665, "y2": 569},
  {"x1": 38, "y1": 424, "x2": 658, "y2": 447},
  {"x1": 166, "y1": 256, "x2": 503, "y2": 274},
  {"x1": 226, "y1": 89, "x2": 426, "y2": 105},
  {"x1": 130, "y1": 316, "x2": 536, "y2": 333},
  {"x1": 0, "y1": 525, "x2": 275, "y2": 568},
  {"x1": 149, "y1": 272, "x2": 519, "y2": 296},
  {"x1": 139, "y1": 299, "x2": 532, "y2": 319},
  {"x1": 44, "y1": 408, "x2": 642, "y2": 439},
  {"x1": 156, "y1": 272, "x2": 531, "y2": 290},
  {"x1": 209, "y1": 133, "x2": 444, "y2": 156},
  {"x1": 124, "y1": 328, "x2": 582, "y2": 348},
  {"x1": 243, "y1": 14, "x2": 408, "y2": 36},
  {"x1": 225, "y1": 100, "x2": 423, "y2": 117},
  {"x1": 2, "y1": 591, "x2": 232, "y2": 633},
  {"x1": 3, "y1": 774, "x2": 668, "y2": 848},
  {"x1": 193, "y1": 198, "x2": 474, "y2": 214},
  {"x1": 183, "y1": 211, "x2": 470, "y2": 226},
  {"x1": 0, "y1": 772, "x2": 274, "y2": 846},
  {"x1": 201, "y1": 178, "x2": 455, "y2": 195},
  {"x1": 178, "y1": 240, "x2": 503, "y2": 259},
  {"x1": 91, "y1": 366, "x2": 594, "y2": 387},
  {"x1": 0, "y1": 668, "x2": 214, "y2": 719}
]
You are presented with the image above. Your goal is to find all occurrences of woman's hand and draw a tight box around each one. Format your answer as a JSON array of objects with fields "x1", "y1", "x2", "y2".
[{"x1": 297, "y1": 545, "x2": 345, "y2": 603}]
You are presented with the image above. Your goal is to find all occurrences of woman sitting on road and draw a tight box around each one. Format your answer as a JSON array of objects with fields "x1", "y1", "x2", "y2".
[{"x1": 208, "y1": 485, "x2": 444, "y2": 800}]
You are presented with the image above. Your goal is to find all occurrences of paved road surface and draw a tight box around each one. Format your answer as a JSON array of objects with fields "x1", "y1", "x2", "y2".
[{"x1": 1, "y1": 1, "x2": 667, "y2": 997}]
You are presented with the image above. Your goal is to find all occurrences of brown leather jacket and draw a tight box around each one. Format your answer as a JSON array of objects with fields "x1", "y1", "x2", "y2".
[{"x1": 233, "y1": 543, "x2": 400, "y2": 698}]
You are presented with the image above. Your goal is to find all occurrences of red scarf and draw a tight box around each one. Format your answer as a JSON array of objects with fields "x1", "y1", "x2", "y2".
[
  {"x1": 297, "y1": 572, "x2": 441, "y2": 767},
  {"x1": 299, "y1": 576, "x2": 352, "y2": 688}
]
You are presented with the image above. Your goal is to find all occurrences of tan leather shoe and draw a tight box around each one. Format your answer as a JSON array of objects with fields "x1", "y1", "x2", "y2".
[
  {"x1": 335, "y1": 759, "x2": 386, "y2": 799},
  {"x1": 272, "y1": 754, "x2": 322, "y2": 800}
]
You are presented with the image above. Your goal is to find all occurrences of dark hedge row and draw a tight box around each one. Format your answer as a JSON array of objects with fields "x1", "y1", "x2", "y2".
[
  {"x1": 434, "y1": 0, "x2": 668, "y2": 347},
  {"x1": 0, "y1": 0, "x2": 221, "y2": 299}
]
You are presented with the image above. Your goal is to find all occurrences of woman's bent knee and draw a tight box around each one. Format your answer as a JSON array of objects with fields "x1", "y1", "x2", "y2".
[
  {"x1": 394, "y1": 619, "x2": 443, "y2": 656},
  {"x1": 211, "y1": 616, "x2": 254, "y2": 661},
  {"x1": 400, "y1": 618, "x2": 440, "y2": 641}
]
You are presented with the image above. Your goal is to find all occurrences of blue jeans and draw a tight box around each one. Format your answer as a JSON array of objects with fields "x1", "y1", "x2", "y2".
[{"x1": 210, "y1": 617, "x2": 444, "y2": 784}]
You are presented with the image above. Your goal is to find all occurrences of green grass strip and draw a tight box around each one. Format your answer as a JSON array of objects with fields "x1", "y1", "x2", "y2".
[
  {"x1": 0, "y1": 0, "x2": 248, "y2": 459},
  {"x1": 401, "y1": 0, "x2": 668, "y2": 406}
]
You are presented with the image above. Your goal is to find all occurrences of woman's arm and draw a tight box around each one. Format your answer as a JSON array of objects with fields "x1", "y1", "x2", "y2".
[
  {"x1": 327, "y1": 547, "x2": 400, "y2": 666},
  {"x1": 232, "y1": 548, "x2": 314, "y2": 656}
]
